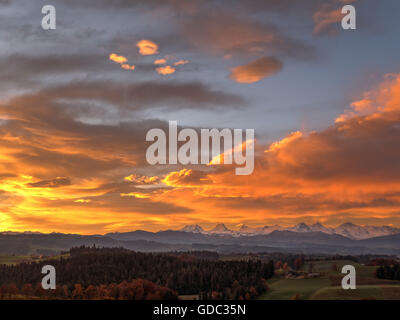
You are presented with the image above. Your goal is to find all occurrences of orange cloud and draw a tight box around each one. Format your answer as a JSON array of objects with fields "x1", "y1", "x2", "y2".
[
  {"x1": 181, "y1": 12, "x2": 314, "y2": 60},
  {"x1": 150, "y1": 73, "x2": 400, "y2": 228},
  {"x1": 75, "y1": 199, "x2": 91, "y2": 203},
  {"x1": 230, "y1": 56, "x2": 283, "y2": 83},
  {"x1": 120, "y1": 192, "x2": 151, "y2": 199},
  {"x1": 124, "y1": 174, "x2": 160, "y2": 185},
  {"x1": 156, "y1": 65, "x2": 176, "y2": 75},
  {"x1": 336, "y1": 74, "x2": 400, "y2": 122},
  {"x1": 173, "y1": 60, "x2": 189, "y2": 66},
  {"x1": 313, "y1": 4, "x2": 343, "y2": 35},
  {"x1": 121, "y1": 64, "x2": 135, "y2": 71},
  {"x1": 2, "y1": 72, "x2": 400, "y2": 233},
  {"x1": 154, "y1": 58, "x2": 167, "y2": 65},
  {"x1": 109, "y1": 53, "x2": 128, "y2": 64},
  {"x1": 266, "y1": 131, "x2": 302, "y2": 153},
  {"x1": 136, "y1": 40, "x2": 159, "y2": 56},
  {"x1": 162, "y1": 169, "x2": 212, "y2": 187},
  {"x1": 209, "y1": 138, "x2": 255, "y2": 166}
]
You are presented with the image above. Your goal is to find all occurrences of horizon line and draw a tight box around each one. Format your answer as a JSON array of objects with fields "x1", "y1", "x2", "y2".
[{"x1": 0, "y1": 221, "x2": 398, "y2": 236}]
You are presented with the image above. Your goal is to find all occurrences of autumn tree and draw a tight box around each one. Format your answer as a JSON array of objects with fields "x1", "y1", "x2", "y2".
[
  {"x1": 294, "y1": 257, "x2": 304, "y2": 270},
  {"x1": 72, "y1": 284, "x2": 84, "y2": 300},
  {"x1": 21, "y1": 283, "x2": 34, "y2": 297}
]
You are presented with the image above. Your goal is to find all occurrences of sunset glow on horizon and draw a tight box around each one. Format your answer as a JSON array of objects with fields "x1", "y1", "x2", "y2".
[{"x1": 1, "y1": 0, "x2": 400, "y2": 234}]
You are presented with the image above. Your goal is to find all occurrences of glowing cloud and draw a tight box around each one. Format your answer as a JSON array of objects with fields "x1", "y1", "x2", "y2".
[
  {"x1": 209, "y1": 138, "x2": 255, "y2": 165},
  {"x1": 154, "y1": 58, "x2": 167, "y2": 65},
  {"x1": 136, "y1": 40, "x2": 159, "y2": 56},
  {"x1": 230, "y1": 56, "x2": 283, "y2": 84},
  {"x1": 162, "y1": 169, "x2": 211, "y2": 187},
  {"x1": 121, "y1": 64, "x2": 135, "y2": 71},
  {"x1": 156, "y1": 65, "x2": 176, "y2": 75},
  {"x1": 266, "y1": 131, "x2": 303, "y2": 153},
  {"x1": 313, "y1": 5, "x2": 343, "y2": 35},
  {"x1": 124, "y1": 174, "x2": 160, "y2": 185},
  {"x1": 109, "y1": 53, "x2": 128, "y2": 64},
  {"x1": 336, "y1": 73, "x2": 400, "y2": 122},
  {"x1": 120, "y1": 192, "x2": 151, "y2": 199},
  {"x1": 173, "y1": 60, "x2": 189, "y2": 66},
  {"x1": 75, "y1": 199, "x2": 91, "y2": 203}
]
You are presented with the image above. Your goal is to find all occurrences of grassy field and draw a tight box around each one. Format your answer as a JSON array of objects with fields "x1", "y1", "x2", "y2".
[
  {"x1": 0, "y1": 253, "x2": 69, "y2": 266},
  {"x1": 260, "y1": 259, "x2": 400, "y2": 300},
  {"x1": 1, "y1": 255, "x2": 399, "y2": 300},
  {"x1": 259, "y1": 277, "x2": 330, "y2": 300},
  {"x1": 178, "y1": 294, "x2": 200, "y2": 300},
  {"x1": 311, "y1": 285, "x2": 400, "y2": 300},
  {"x1": 0, "y1": 255, "x2": 30, "y2": 265},
  {"x1": 303, "y1": 259, "x2": 377, "y2": 277}
]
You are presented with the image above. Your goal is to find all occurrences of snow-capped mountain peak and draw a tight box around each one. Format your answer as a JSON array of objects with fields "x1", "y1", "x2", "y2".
[
  {"x1": 210, "y1": 223, "x2": 231, "y2": 234},
  {"x1": 309, "y1": 222, "x2": 335, "y2": 234},
  {"x1": 177, "y1": 222, "x2": 400, "y2": 239},
  {"x1": 334, "y1": 223, "x2": 400, "y2": 240},
  {"x1": 180, "y1": 224, "x2": 205, "y2": 233},
  {"x1": 334, "y1": 223, "x2": 368, "y2": 239},
  {"x1": 0, "y1": 231, "x2": 43, "y2": 235},
  {"x1": 288, "y1": 222, "x2": 312, "y2": 233}
]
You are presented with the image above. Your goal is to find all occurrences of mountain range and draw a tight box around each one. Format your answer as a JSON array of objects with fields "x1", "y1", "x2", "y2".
[
  {"x1": 179, "y1": 222, "x2": 400, "y2": 240},
  {"x1": 1, "y1": 222, "x2": 400, "y2": 256}
]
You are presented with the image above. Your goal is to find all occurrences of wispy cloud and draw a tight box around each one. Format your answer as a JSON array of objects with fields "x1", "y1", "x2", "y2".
[{"x1": 173, "y1": 60, "x2": 189, "y2": 66}]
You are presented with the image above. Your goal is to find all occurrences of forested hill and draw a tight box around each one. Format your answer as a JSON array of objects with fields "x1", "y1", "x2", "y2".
[{"x1": 0, "y1": 247, "x2": 274, "y2": 299}]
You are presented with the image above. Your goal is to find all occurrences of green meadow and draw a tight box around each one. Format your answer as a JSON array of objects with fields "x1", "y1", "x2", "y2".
[
  {"x1": 0, "y1": 254, "x2": 69, "y2": 266},
  {"x1": 0, "y1": 255, "x2": 29, "y2": 266},
  {"x1": 260, "y1": 259, "x2": 400, "y2": 300}
]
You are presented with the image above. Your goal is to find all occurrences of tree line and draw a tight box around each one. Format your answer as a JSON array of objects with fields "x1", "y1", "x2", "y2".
[
  {"x1": 0, "y1": 278, "x2": 177, "y2": 300},
  {"x1": 0, "y1": 246, "x2": 274, "y2": 300},
  {"x1": 376, "y1": 263, "x2": 400, "y2": 280}
]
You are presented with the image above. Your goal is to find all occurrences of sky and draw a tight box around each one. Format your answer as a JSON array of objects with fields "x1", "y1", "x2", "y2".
[{"x1": 1, "y1": 0, "x2": 400, "y2": 233}]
